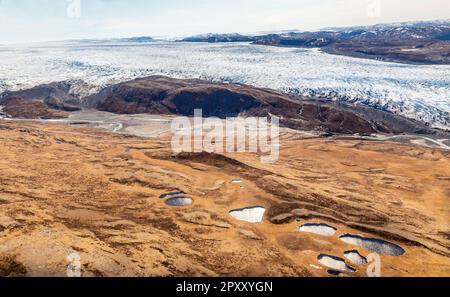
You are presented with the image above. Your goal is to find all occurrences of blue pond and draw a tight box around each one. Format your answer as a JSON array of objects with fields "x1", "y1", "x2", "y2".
[{"x1": 164, "y1": 197, "x2": 193, "y2": 207}]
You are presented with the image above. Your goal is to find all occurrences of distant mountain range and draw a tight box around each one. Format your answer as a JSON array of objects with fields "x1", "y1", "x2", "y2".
[
  {"x1": 323, "y1": 19, "x2": 450, "y2": 32},
  {"x1": 120, "y1": 36, "x2": 154, "y2": 43},
  {"x1": 179, "y1": 33, "x2": 255, "y2": 43},
  {"x1": 178, "y1": 20, "x2": 450, "y2": 65}
]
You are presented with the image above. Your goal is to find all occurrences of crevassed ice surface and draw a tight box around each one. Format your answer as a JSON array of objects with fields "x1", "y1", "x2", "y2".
[{"x1": 0, "y1": 41, "x2": 449, "y2": 129}]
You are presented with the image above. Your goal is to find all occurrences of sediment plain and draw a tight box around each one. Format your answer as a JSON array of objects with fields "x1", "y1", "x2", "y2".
[{"x1": 0, "y1": 120, "x2": 448, "y2": 277}]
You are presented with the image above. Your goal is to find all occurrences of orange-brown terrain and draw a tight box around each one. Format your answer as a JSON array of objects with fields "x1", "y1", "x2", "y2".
[
  {"x1": 0, "y1": 120, "x2": 449, "y2": 277},
  {"x1": 1, "y1": 97, "x2": 68, "y2": 120}
]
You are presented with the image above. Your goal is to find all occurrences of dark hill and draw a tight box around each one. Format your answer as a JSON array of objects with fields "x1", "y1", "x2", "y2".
[{"x1": 85, "y1": 76, "x2": 440, "y2": 135}]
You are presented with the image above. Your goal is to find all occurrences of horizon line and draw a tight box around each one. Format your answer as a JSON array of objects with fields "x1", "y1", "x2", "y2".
[{"x1": 1, "y1": 17, "x2": 448, "y2": 46}]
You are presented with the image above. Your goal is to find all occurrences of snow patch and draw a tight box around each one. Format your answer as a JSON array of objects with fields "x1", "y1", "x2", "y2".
[
  {"x1": 299, "y1": 223, "x2": 337, "y2": 236},
  {"x1": 317, "y1": 254, "x2": 356, "y2": 273},
  {"x1": 344, "y1": 250, "x2": 368, "y2": 265},
  {"x1": 229, "y1": 206, "x2": 266, "y2": 223}
]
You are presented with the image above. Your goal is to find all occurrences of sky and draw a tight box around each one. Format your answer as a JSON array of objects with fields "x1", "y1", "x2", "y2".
[{"x1": 0, "y1": 0, "x2": 449, "y2": 43}]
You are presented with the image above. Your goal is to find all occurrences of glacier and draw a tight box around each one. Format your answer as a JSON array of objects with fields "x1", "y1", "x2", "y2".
[{"x1": 0, "y1": 40, "x2": 449, "y2": 130}]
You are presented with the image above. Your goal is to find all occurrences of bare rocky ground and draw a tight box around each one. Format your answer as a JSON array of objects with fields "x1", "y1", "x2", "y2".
[
  {"x1": 1, "y1": 97, "x2": 68, "y2": 119},
  {"x1": 182, "y1": 24, "x2": 450, "y2": 65},
  {"x1": 0, "y1": 120, "x2": 449, "y2": 277},
  {"x1": 3, "y1": 76, "x2": 447, "y2": 136}
]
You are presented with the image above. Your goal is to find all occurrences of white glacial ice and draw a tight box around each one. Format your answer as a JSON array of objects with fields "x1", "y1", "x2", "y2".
[{"x1": 0, "y1": 41, "x2": 449, "y2": 129}]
